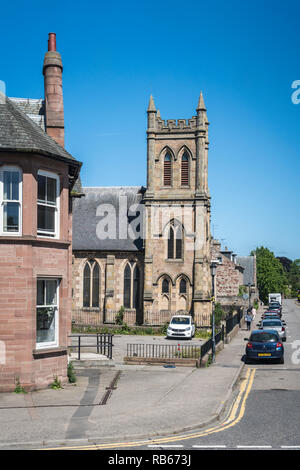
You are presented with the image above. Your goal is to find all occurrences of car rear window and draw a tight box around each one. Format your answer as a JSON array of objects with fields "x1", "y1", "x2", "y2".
[
  {"x1": 171, "y1": 317, "x2": 190, "y2": 325},
  {"x1": 250, "y1": 332, "x2": 278, "y2": 342},
  {"x1": 262, "y1": 321, "x2": 281, "y2": 326}
]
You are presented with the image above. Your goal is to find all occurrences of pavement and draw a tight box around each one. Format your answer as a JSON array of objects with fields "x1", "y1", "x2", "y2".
[{"x1": 0, "y1": 317, "x2": 255, "y2": 449}]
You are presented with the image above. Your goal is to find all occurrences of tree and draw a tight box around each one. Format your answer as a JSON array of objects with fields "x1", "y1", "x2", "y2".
[
  {"x1": 277, "y1": 257, "x2": 300, "y2": 297},
  {"x1": 277, "y1": 257, "x2": 293, "y2": 273},
  {"x1": 289, "y1": 260, "x2": 300, "y2": 297},
  {"x1": 253, "y1": 247, "x2": 288, "y2": 304}
]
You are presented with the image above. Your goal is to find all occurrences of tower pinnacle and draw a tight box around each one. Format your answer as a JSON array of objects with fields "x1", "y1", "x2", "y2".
[
  {"x1": 197, "y1": 91, "x2": 206, "y2": 111},
  {"x1": 147, "y1": 95, "x2": 156, "y2": 112}
]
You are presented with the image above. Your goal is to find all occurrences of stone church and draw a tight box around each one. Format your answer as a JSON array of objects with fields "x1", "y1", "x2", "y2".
[{"x1": 72, "y1": 94, "x2": 212, "y2": 326}]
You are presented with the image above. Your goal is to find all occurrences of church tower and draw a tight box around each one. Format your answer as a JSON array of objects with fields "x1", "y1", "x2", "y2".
[{"x1": 143, "y1": 94, "x2": 212, "y2": 324}]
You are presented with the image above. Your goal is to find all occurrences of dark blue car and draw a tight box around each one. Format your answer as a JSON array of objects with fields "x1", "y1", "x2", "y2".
[{"x1": 244, "y1": 329, "x2": 284, "y2": 364}]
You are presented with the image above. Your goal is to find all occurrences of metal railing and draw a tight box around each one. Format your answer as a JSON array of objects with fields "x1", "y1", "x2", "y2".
[
  {"x1": 225, "y1": 310, "x2": 242, "y2": 335},
  {"x1": 126, "y1": 343, "x2": 201, "y2": 359},
  {"x1": 72, "y1": 308, "x2": 212, "y2": 328},
  {"x1": 69, "y1": 333, "x2": 114, "y2": 360},
  {"x1": 126, "y1": 326, "x2": 225, "y2": 362}
]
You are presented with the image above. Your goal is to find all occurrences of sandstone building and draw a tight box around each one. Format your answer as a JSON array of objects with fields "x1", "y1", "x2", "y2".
[
  {"x1": 72, "y1": 94, "x2": 212, "y2": 325},
  {"x1": 0, "y1": 33, "x2": 81, "y2": 391}
]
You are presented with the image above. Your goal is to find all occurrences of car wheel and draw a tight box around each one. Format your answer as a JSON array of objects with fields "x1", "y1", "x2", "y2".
[{"x1": 280, "y1": 356, "x2": 284, "y2": 364}]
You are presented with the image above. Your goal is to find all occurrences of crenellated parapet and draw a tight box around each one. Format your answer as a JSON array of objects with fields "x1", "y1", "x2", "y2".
[{"x1": 156, "y1": 116, "x2": 198, "y2": 131}]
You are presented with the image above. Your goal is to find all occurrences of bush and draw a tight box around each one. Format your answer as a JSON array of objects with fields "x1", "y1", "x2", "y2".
[
  {"x1": 67, "y1": 362, "x2": 77, "y2": 384},
  {"x1": 14, "y1": 377, "x2": 27, "y2": 394},
  {"x1": 50, "y1": 376, "x2": 63, "y2": 390},
  {"x1": 213, "y1": 303, "x2": 227, "y2": 326},
  {"x1": 115, "y1": 306, "x2": 125, "y2": 325}
]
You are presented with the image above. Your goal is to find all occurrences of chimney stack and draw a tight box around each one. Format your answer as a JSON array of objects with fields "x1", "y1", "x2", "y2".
[{"x1": 43, "y1": 33, "x2": 64, "y2": 147}]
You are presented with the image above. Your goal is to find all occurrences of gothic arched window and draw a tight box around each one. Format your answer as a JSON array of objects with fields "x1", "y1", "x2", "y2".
[
  {"x1": 164, "y1": 153, "x2": 172, "y2": 187},
  {"x1": 167, "y1": 225, "x2": 174, "y2": 259},
  {"x1": 83, "y1": 259, "x2": 100, "y2": 308},
  {"x1": 162, "y1": 278, "x2": 169, "y2": 294},
  {"x1": 167, "y1": 221, "x2": 183, "y2": 260},
  {"x1": 181, "y1": 152, "x2": 189, "y2": 186},
  {"x1": 124, "y1": 263, "x2": 141, "y2": 310},
  {"x1": 133, "y1": 266, "x2": 140, "y2": 309},
  {"x1": 124, "y1": 264, "x2": 131, "y2": 308},
  {"x1": 179, "y1": 278, "x2": 187, "y2": 294}
]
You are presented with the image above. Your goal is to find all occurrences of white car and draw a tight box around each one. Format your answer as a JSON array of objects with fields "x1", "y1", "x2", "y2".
[{"x1": 166, "y1": 315, "x2": 195, "y2": 340}]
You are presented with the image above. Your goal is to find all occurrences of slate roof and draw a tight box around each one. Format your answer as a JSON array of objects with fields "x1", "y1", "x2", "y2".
[
  {"x1": 9, "y1": 97, "x2": 45, "y2": 130},
  {"x1": 72, "y1": 186, "x2": 145, "y2": 251},
  {"x1": 0, "y1": 92, "x2": 80, "y2": 165},
  {"x1": 236, "y1": 256, "x2": 255, "y2": 285}
]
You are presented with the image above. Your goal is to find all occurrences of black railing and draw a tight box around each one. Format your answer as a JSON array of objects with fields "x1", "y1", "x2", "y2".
[
  {"x1": 127, "y1": 325, "x2": 225, "y2": 362},
  {"x1": 126, "y1": 343, "x2": 201, "y2": 359},
  {"x1": 225, "y1": 311, "x2": 242, "y2": 335},
  {"x1": 69, "y1": 333, "x2": 114, "y2": 360}
]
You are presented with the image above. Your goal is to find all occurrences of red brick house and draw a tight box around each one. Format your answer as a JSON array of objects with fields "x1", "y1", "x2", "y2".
[{"x1": 0, "y1": 33, "x2": 82, "y2": 391}]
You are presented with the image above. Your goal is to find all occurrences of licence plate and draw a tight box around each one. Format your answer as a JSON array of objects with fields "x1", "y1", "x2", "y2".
[{"x1": 258, "y1": 353, "x2": 271, "y2": 357}]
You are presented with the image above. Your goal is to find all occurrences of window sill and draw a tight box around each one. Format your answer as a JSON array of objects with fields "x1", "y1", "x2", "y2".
[
  {"x1": 0, "y1": 235, "x2": 70, "y2": 246},
  {"x1": 166, "y1": 259, "x2": 184, "y2": 263},
  {"x1": 33, "y1": 347, "x2": 68, "y2": 358}
]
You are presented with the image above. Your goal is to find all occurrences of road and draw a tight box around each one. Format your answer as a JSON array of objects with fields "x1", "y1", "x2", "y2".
[
  {"x1": 64, "y1": 299, "x2": 300, "y2": 451},
  {"x1": 130, "y1": 299, "x2": 300, "y2": 450}
]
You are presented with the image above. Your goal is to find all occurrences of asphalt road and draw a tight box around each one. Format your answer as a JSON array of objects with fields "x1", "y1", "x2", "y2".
[{"x1": 124, "y1": 299, "x2": 300, "y2": 451}]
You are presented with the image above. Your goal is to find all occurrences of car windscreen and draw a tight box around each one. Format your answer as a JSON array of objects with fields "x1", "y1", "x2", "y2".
[
  {"x1": 171, "y1": 317, "x2": 190, "y2": 325},
  {"x1": 250, "y1": 332, "x2": 278, "y2": 342},
  {"x1": 262, "y1": 321, "x2": 281, "y2": 326}
]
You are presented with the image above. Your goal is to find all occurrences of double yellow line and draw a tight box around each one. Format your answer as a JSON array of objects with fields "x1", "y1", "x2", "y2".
[{"x1": 42, "y1": 368, "x2": 256, "y2": 450}]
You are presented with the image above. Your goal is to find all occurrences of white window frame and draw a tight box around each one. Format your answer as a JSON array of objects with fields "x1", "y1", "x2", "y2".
[
  {"x1": 37, "y1": 169, "x2": 60, "y2": 239},
  {"x1": 0, "y1": 165, "x2": 22, "y2": 236},
  {"x1": 36, "y1": 278, "x2": 59, "y2": 350}
]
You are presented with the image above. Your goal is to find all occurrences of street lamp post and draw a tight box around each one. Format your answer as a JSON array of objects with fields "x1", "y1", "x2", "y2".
[
  {"x1": 211, "y1": 261, "x2": 217, "y2": 363},
  {"x1": 248, "y1": 282, "x2": 251, "y2": 311}
]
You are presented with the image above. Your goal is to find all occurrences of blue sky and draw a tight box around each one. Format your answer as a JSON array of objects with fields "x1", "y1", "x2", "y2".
[{"x1": 1, "y1": 0, "x2": 299, "y2": 259}]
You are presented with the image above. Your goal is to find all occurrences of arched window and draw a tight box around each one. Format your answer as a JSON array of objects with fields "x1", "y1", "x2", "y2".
[
  {"x1": 124, "y1": 263, "x2": 141, "y2": 310},
  {"x1": 124, "y1": 264, "x2": 131, "y2": 308},
  {"x1": 167, "y1": 221, "x2": 183, "y2": 260},
  {"x1": 167, "y1": 225, "x2": 174, "y2": 259},
  {"x1": 83, "y1": 260, "x2": 100, "y2": 308},
  {"x1": 181, "y1": 152, "x2": 189, "y2": 186},
  {"x1": 164, "y1": 153, "x2": 172, "y2": 186},
  {"x1": 175, "y1": 224, "x2": 183, "y2": 259},
  {"x1": 162, "y1": 278, "x2": 169, "y2": 294},
  {"x1": 133, "y1": 266, "x2": 140, "y2": 309},
  {"x1": 179, "y1": 278, "x2": 187, "y2": 294}
]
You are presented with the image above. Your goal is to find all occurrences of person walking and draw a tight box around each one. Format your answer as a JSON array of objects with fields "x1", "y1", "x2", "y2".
[
  {"x1": 245, "y1": 311, "x2": 252, "y2": 331},
  {"x1": 251, "y1": 306, "x2": 256, "y2": 319}
]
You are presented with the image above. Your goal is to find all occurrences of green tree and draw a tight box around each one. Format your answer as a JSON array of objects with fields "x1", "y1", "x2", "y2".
[
  {"x1": 253, "y1": 247, "x2": 288, "y2": 304},
  {"x1": 289, "y1": 260, "x2": 300, "y2": 297}
]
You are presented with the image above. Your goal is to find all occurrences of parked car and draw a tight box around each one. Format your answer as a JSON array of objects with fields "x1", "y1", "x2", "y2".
[
  {"x1": 244, "y1": 330, "x2": 284, "y2": 364},
  {"x1": 259, "y1": 319, "x2": 286, "y2": 342},
  {"x1": 166, "y1": 315, "x2": 195, "y2": 340},
  {"x1": 265, "y1": 308, "x2": 282, "y2": 318},
  {"x1": 261, "y1": 312, "x2": 282, "y2": 321},
  {"x1": 268, "y1": 302, "x2": 282, "y2": 314}
]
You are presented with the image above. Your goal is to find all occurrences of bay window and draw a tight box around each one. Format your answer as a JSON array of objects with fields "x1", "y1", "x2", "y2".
[
  {"x1": 0, "y1": 166, "x2": 22, "y2": 235},
  {"x1": 37, "y1": 170, "x2": 59, "y2": 238}
]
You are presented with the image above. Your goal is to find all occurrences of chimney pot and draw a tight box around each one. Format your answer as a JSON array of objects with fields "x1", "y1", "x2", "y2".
[{"x1": 48, "y1": 33, "x2": 56, "y2": 52}]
